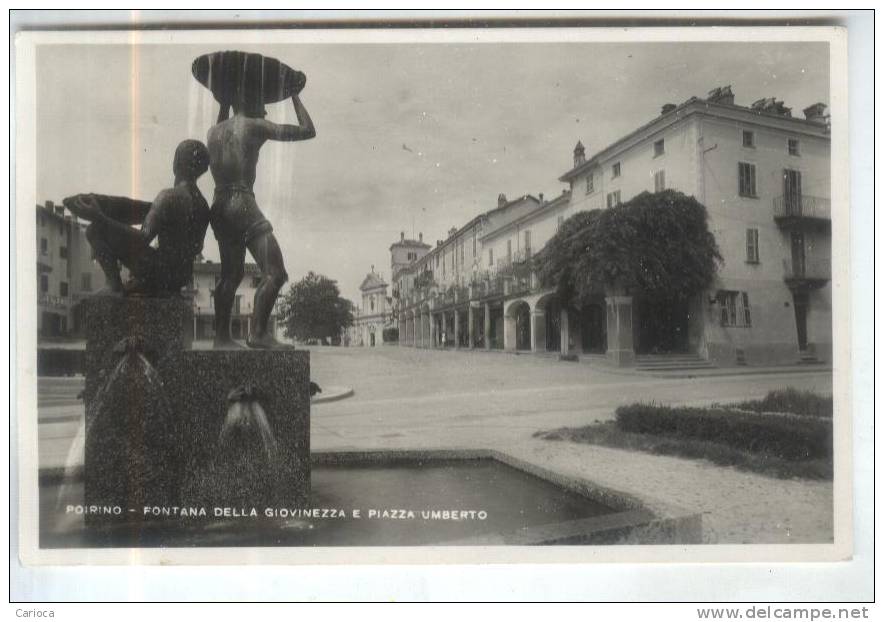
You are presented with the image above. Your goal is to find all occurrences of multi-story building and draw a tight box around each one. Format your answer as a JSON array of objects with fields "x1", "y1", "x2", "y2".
[
  {"x1": 36, "y1": 201, "x2": 105, "y2": 339},
  {"x1": 188, "y1": 256, "x2": 279, "y2": 343},
  {"x1": 395, "y1": 193, "x2": 544, "y2": 350},
  {"x1": 394, "y1": 86, "x2": 832, "y2": 367}
]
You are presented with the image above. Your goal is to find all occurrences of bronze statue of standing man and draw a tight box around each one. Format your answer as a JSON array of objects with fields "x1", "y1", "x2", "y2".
[{"x1": 193, "y1": 51, "x2": 315, "y2": 349}]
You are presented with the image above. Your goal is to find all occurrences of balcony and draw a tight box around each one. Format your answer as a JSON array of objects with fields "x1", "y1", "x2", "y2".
[
  {"x1": 38, "y1": 292, "x2": 70, "y2": 309},
  {"x1": 773, "y1": 195, "x2": 831, "y2": 230},
  {"x1": 783, "y1": 257, "x2": 831, "y2": 290}
]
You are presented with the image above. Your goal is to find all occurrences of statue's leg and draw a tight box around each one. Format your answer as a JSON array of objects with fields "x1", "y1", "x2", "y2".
[
  {"x1": 245, "y1": 231, "x2": 291, "y2": 350},
  {"x1": 213, "y1": 239, "x2": 246, "y2": 348},
  {"x1": 85, "y1": 222, "x2": 127, "y2": 293}
]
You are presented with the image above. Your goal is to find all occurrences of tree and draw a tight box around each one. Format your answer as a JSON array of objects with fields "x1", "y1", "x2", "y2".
[
  {"x1": 535, "y1": 190, "x2": 722, "y2": 308},
  {"x1": 277, "y1": 272, "x2": 355, "y2": 345}
]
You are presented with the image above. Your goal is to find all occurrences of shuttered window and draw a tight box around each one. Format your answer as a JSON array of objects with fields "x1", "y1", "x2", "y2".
[
  {"x1": 738, "y1": 162, "x2": 757, "y2": 197},
  {"x1": 746, "y1": 228, "x2": 759, "y2": 263},
  {"x1": 717, "y1": 290, "x2": 752, "y2": 327},
  {"x1": 654, "y1": 170, "x2": 666, "y2": 192}
]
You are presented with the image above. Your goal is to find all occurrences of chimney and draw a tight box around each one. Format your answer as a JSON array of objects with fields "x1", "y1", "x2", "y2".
[
  {"x1": 707, "y1": 86, "x2": 735, "y2": 106},
  {"x1": 573, "y1": 140, "x2": 585, "y2": 167},
  {"x1": 400, "y1": 231, "x2": 405, "y2": 241},
  {"x1": 661, "y1": 103, "x2": 677, "y2": 115},
  {"x1": 497, "y1": 193, "x2": 507, "y2": 208},
  {"x1": 803, "y1": 102, "x2": 829, "y2": 124},
  {"x1": 539, "y1": 192, "x2": 544, "y2": 204},
  {"x1": 45, "y1": 200, "x2": 54, "y2": 212},
  {"x1": 419, "y1": 232, "x2": 423, "y2": 243},
  {"x1": 448, "y1": 227, "x2": 457, "y2": 238},
  {"x1": 751, "y1": 97, "x2": 792, "y2": 117}
]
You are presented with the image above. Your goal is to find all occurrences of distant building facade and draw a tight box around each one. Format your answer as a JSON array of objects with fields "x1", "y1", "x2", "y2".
[
  {"x1": 351, "y1": 267, "x2": 393, "y2": 347},
  {"x1": 188, "y1": 256, "x2": 280, "y2": 343},
  {"x1": 35, "y1": 202, "x2": 281, "y2": 344},
  {"x1": 36, "y1": 201, "x2": 105, "y2": 339},
  {"x1": 392, "y1": 86, "x2": 832, "y2": 367}
]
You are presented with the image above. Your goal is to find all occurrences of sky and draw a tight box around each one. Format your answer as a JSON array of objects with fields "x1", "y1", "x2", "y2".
[{"x1": 35, "y1": 40, "x2": 829, "y2": 304}]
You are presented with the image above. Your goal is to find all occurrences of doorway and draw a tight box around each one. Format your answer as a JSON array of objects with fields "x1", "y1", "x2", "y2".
[
  {"x1": 514, "y1": 302, "x2": 531, "y2": 351},
  {"x1": 544, "y1": 298, "x2": 562, "y2": 352},
  {"x1": 579, "y1": 304, "x2": 607, "y2": 353},
  {"x1": 791, "y1": 231, "x2": 806, "y2": 277},
  {"x1": 783, "y1": 168, "x2": 803, "y2": 214},
  {"x1": 792, "y1": 292, "x2": 808, "y2": 351},
  {"x1": 635, "y1": 298, "x2": 689, "y2": 354}
]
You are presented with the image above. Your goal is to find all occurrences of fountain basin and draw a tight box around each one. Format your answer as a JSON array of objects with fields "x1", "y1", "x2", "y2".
[{"x1": 39, "y1": 449, "x2": 701, "y2": 547}]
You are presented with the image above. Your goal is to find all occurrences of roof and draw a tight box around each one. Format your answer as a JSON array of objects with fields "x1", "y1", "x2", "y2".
[
  {"x1": 389, "y1": 238, "x2": 431, "y2": 251},
  {"x1": 558, "y1": 95, "x2": 830, "y2": 182},
  {"x1": 480, "y1": 190, "x2": 572, "y2": 242},
  {"x1": 392, "y1": 194, "x2": 546, "y2": 279},
  {"x1": 359, "y1": 271, "x2": 388, "y2": 291}
]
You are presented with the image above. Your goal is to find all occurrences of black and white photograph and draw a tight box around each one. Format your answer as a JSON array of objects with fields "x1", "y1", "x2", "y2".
[{"x1": 10, "y1": 14, "x2": 870, "y2": 601}]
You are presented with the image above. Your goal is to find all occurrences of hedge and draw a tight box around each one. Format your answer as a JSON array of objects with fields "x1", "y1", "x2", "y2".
[
  {"x1": 615, "y1": 403, "x2": 831, "y2": 461},
  {"x1": 728, "y1": 388, "x2": 833, "y2": 418}
]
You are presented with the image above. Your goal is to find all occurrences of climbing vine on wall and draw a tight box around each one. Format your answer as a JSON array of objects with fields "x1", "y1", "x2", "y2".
[{"x1": 535, "y1": 190, "x2": 722, "y2": 308}]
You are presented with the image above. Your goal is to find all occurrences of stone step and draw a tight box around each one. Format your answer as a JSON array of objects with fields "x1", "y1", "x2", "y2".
[{"x1": 634, "y1": 353, "x2": 716, "y2": 372}]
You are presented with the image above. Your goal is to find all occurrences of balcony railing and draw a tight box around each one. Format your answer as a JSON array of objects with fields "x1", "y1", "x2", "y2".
[
  {"x1": 783, "y1": 257, "x2": 831, "y2": 286},
  {"x1": 773, "y1": 195, "x2": 831, "y2": 223},
  {"x1": 38, "y1": 293, "x2": 69, "y2": 309}
]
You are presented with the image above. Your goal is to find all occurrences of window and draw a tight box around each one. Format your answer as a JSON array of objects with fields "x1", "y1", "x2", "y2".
[
  {"x1": 746, "y1": 228, "x2": 759, "y2": 263},
  {"x1": 488, "y1": 248, "x2": 493, "y2": 267},
  {"x1": 472, "y1": 233, "x2": 477, "y2": 256},
  {"x1": 370, "y1": 295, "x2": 375, "y2": 312},
  {"x1": 738, "y1": 162, "x2": 757, "y2": 197},
  {"x1": 654, "y1": 170, "x2": 666, "y2": 193},
  {"x1": 606, "y1": 190, "x2": 621, "y2": 208},
  {"x1": 251, "y1": 276, "x2": 261, "y2": 288},
  {"x1": 524, "y1": 230, "x2": 531, "y2": 255},
  {"x1": 717, "y1": 290, "x2": 752, "y2": 327},
  {"x1": 585, "y1": 173, "x2": 594, "y2": 194},
  {"x1": 460, "y1": 241, "x2": 464, "y2": 263},
  {"x1": 506, "y1": 240, "x2": 512, "y2": 263},
  {"x1": 742, "y1": 130, "x2": 755, "y2": 148},
  {"x1": 40, "y1": 238, "x2": 48, "y2": 255},
  {"x1": 59, "y1": 246, "x2": 68, "y2": 259},
  {"x1": 653, "y1": 139, "x2": 665, "y2": 156},
  {"x1": 612, "y1": 162, "x2": 621, "y2": 178},
  {"x1": 39, "y1": 274, "x2": 48, "y2": 293},
  {"x1": 234, "y1": 295, "x2": 242, "y2": 315},
  {"x1": 59, "y1": 281, "x2": 69, "y2": 297},
  {"x1": 81, "y1": 273, "x2": 92, "y2": 291},
  {"x1": 788, "y1": 138, "x2": 800, "y2": 156}
]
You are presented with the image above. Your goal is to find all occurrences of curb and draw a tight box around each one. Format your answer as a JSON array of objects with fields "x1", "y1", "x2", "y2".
[{"x1": 312, "y1": 386, "x2": 354, "y2": 404}]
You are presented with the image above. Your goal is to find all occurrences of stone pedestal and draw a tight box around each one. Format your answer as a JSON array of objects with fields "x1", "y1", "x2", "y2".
[
  {"x1": 83, "y1": 296, "x2": 192, "y2": 405},
  {"x1": 174, "y1": 350, "x2": 310, "y2": 508},
  {"x1": 81, "y1": 296, "x2": 311, "y2": 528}
]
